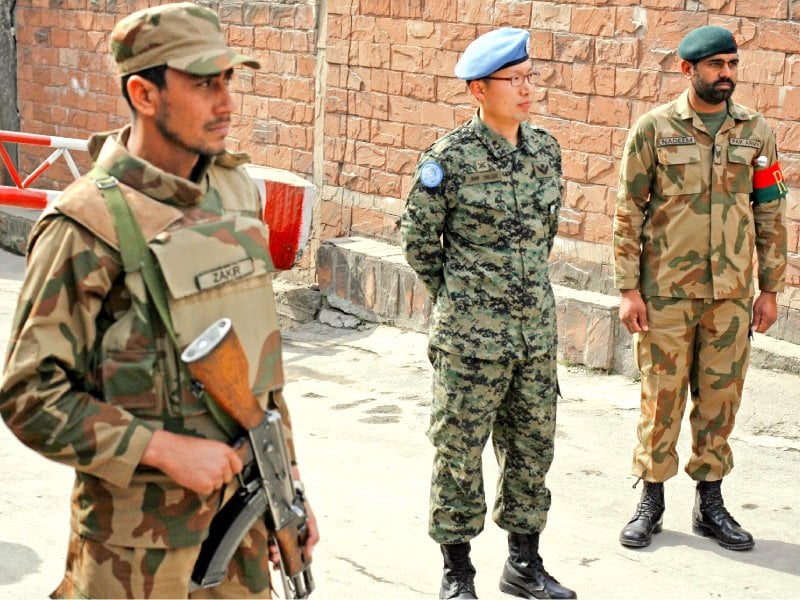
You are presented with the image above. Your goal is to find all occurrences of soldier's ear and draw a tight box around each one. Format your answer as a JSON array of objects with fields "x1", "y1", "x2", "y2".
[
  {"x1": 468, "y1": 79, "x2": 487, "y2": 102},
  {"x1": 126, "y1": 75, "x2": 159, "y2": 117},
  {"x1": 679, "y1": 59, "x2": 695, "y2": 79}
]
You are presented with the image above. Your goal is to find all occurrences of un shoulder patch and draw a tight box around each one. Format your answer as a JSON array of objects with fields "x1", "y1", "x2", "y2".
[{"x1": 419, "y1": 161, "x2": 444, "y2": 188}]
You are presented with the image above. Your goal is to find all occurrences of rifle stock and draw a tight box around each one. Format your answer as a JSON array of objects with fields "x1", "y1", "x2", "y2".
[
  {"x1": 181, "y1": 319, "x2": 263, "y2": 430},
  {"x1": 182, "y1": 318, "x2": 314, "y2": 598}
]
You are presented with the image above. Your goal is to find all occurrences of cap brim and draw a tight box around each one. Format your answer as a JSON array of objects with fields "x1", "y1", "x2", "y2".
[{"x1": 167, "y1": 48, "x2": 260, "y2": 76}]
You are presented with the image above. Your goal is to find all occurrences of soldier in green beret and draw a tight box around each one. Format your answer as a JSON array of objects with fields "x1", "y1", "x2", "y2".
[
  {"x1": 614, "y1": 25, "x2": 787, "y2": 552},
  {"x1": 402, "y1": 28, "x2": 576, "y2": 600},
  {"x1": 0, "y1": 3, "x2": 318, "y2": 597}
]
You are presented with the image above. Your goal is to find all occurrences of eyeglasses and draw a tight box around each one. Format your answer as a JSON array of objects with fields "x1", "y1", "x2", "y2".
[{"x1": 484, "y1": 70, "x2": 538, "y2": 87}]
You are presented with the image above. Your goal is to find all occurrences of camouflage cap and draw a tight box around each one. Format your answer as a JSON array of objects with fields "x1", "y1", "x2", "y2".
[{"x1": 110, "y1": 2, "x2": 260, "y2": 76}]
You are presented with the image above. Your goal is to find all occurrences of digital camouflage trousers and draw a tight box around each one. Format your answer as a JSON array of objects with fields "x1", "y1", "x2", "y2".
[
  {"x1": 51, "y1": 519, "x2": 271, "y2": 599},
  {"x1": 427, "y1": 347, "x2": 558, "y2": 544},
  {"x1": 632, "y1": 296, "x2": 753, "y2": 483}
]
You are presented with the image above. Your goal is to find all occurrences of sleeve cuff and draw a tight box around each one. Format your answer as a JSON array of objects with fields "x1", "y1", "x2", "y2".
[
  {"x1": 615, "y1": 277, "x2": 639, "y2": 290},
  {"x1": 94, "y1": 421, "x2": 156, "y2": 489}
]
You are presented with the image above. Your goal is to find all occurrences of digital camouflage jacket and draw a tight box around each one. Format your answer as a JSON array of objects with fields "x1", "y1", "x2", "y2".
[
  {"x1": 401, "y1": 112, "x2": 563, "y2": 361},
  {"x1": 614, "y1": 89, "x2": 788, "y2": 299},
  {"x1": 0, "y1": 127, "x2": 291, "y2": 548}
]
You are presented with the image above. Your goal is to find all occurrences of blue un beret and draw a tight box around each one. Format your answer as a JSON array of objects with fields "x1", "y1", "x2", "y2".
[
  {"x1": 455, "y1": 28, "x2": 530, "y2": 81},
  {"x1": 678, "y1": 26, "x2": 738, "y2": 62}
]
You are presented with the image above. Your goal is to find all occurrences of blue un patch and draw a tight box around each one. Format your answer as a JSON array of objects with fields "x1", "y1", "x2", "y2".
[{"x1": 419, "y1": 161, "x2": 444, "y2": 188}]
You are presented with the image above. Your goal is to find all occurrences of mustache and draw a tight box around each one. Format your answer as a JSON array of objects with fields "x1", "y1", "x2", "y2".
[{"x1": 715, "y1": 78, "x2": 734, "y2": 86}]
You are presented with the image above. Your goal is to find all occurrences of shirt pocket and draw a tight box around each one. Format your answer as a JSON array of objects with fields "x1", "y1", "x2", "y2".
[
  {"x1": 101, "y1": 348, "x2": 165, "y2": 414},
  {"x1": 655, "y1": 145, "x2": 702, "y2": 196},
  {"x1": 726, "y1": 145, "x2": 755, "y2": 193},
  {"x1": 450, "y1": 181, "x2": 508, "y2": 246}
]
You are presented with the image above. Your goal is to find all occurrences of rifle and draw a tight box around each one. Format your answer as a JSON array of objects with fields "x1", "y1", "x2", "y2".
[{"x1": 181, "y1": 318, "x2": 314, "y2": 598}]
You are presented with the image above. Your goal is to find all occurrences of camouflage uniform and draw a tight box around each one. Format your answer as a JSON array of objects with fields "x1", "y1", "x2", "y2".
[
  {"x1": 614, "y1": 89, "x2": 788, "y2": 482},
  {"x1": 401, "y1": 112, "x2": 562, "y2": 544},
  {"x1": 0, "y1": 126, "x2": 290, "y2": 598}
]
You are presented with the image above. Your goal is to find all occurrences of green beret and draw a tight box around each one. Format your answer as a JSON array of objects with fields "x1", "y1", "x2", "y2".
[{"x1": 678, "y1": 26, "x2": 738, "y2": 62}]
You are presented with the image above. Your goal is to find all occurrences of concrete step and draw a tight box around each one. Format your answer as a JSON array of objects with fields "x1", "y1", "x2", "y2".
[{"x1": 316, "y1": 235, "x2": 800, "y2": 378}]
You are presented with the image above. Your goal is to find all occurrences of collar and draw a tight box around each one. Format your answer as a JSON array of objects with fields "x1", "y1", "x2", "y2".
[
  {"x1": 471, "y1": 111, "x2": 519, "y2": 158},
  {"x1": 90, "y1": 125, "x2": 212, "y2": 207},
  {"x1": 470, "y1": 111, "x2": 544, "y2": 158}
]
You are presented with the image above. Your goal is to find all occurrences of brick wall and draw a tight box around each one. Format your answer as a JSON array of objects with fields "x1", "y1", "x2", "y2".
[
  {"x1": 8, "y1": 0, "x2": 800, "y2": 338},
  {"x1": 12, "y1": 0, "x2": 318, "y2": 204}
]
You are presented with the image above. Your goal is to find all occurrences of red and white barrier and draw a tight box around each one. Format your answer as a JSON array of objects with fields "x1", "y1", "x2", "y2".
[
  {"x1": 0, "y1": 129, "x2": 88, "y2": 210},
  {"x1": 245, "y1": 164, "x2": 314, "y2": 271},
  {"x1": 1, "y1": 130, "x2": 314, "y2": 270}
]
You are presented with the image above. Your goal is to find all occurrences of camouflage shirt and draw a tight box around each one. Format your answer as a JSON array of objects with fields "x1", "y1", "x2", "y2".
[
  {"x1": 615, "y1": 89, "x2": 788, "y2": 298},
  {"x1": 401, "y1": 112, "x2": 562, "y2": 361},
  {"x1": 0, "y1": 127, "x2": 291, "y2": 548}
]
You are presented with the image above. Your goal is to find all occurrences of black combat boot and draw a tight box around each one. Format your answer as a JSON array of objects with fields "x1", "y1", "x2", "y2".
[
  {"x1": 499, "y1": 533, "x2": 577, "y2": 599},
  {"x1": 619, "y1": 481, "x2": 664, "y2": 548},
  {"x1": 692, "y1": 480, "x2": 754, "y2": 550},
  {"x1": 440, "y1": 542, "x2": 478, "y2": 599}
]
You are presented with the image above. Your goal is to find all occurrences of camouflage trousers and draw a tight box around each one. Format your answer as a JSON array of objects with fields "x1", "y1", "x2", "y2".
[
  {"x1": 632, "y1": 296, "x2": 752, "y2": 483},
  {"x1": 51, "y1": 520, "x2": 271, "y2": 599},
  {"x1": 427, "y1": 347, "x2": 557, "y2": 544}
]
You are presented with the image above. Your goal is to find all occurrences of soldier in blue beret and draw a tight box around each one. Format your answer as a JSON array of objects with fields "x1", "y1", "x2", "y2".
[
  {"x1": 402, "y1": 27, "x2": 576, "y2": 600},
  {"x1": 615, "y1": 23, "x2": 787, "y2": 555}
]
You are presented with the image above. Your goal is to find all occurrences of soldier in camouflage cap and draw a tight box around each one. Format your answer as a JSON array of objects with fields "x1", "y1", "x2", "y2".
[
  {"x1": 401, "y1": 28, "x2": 576, "y2": 600},
  {"x1": 614, "y1": 25, "x2": 787, "y2": 553},
  {"x1": 0, "y1": 2, "x2": 318, "y2": 597}
]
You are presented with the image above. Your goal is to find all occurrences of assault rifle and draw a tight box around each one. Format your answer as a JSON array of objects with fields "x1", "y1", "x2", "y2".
[{"x1": 181, "y1": 318, "x2": 314, "y2": 598}]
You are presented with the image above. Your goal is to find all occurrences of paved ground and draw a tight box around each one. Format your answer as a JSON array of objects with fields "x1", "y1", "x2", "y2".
[{"x1": 0, "y1": 248, "x2": 798, "y2": 599}]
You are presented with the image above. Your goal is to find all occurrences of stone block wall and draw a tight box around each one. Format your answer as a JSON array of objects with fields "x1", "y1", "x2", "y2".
[{"x1": 6, "y1": 0, "x2": 800, "y2": 342}]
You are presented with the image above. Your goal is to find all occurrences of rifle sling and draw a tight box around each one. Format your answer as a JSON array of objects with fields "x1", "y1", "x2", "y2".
[{"x1": 89, "y1": 166, "x2": 239, "y2": 439}]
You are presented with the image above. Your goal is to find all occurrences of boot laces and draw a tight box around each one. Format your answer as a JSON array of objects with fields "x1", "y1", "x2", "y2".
[
  {"x1": 446, "y1": 560, "x2": 476, "y2": 588},
  {"x1": 522, "y1": 552, "x2": 560, "y2": 585},
  {"x1": 453, "y1": 578, "x2": 476, "y2": 594},
  {"x1": 447, "y1": 565, "x2": 476, "y2": 596},
  {"x1": 702, "y1": 486, "x2": 738, "y2": 524},
  {"x1": 633, "y1": 487, "x2": 663, "y2": 519},
  {"x1": 636, "y1": 497, "x2": 662, "y2": 517}
]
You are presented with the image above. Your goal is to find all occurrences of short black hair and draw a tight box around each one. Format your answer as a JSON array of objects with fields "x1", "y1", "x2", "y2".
[{"x1": 121, "y1": 64, "x2": 168, "y2": 110}]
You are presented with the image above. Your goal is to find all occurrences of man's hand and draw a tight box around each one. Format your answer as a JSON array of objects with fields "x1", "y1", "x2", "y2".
[
  {"x1": 752, "y1": 291, "x2": 779, "y2": 333},
  {"x1": 268, "y1": 465, "x2": 321, "y2": 570},
  {"x1": 140, "y1": 430, "x2": 243, "y2": 496},
  {"x1": 619, "y1": 289, "x2": 649, "y2": 334},
  {"x1": 292, "y1": 465, "x2": 320, "y2": 560},
  {"x1": 301, "y1": 498, "x2": 320, "y2": 559}
]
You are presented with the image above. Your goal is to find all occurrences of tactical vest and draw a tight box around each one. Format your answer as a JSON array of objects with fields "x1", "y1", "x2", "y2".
[{"x1": 49, "y1": 164, "x2": 283, "y2": 442}]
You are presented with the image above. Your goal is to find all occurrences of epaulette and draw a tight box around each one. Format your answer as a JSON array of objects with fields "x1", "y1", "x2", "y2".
[
  {"x1": 214, "y1": 150, "x2": 252, "y2": 169},
  {"x1": 525, "y1": 122, "x2": 558, "y2": 144},
  {"x1": 87, "y1": 130, "x2": 120, "y2": 160},
  {"x1": 428, "y1": 122, "x2": 474, "y2": 157},
  {"x1": 45, "y1": 176, "x2": 182, "y2": 251},
  {"x1": 729, "y1": 101, "x2": 758, "y2": 122}
]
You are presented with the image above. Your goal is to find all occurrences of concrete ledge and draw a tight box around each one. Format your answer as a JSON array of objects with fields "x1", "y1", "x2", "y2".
[
  {"x1": 273, "y1": 279, "x2": 323, "y2": 331},
  {"x1": 316, "y1": 235, "x2": 800, "y2": 377},
  {"x1": 553, "y1": 284, "x2": 634, "y2": 375},
  {"x1": 316, "y1": 236, "x2": 432, "y2": 332},
  {"x1": 751, "y1": 332, "x2": 800, "y2": 374},
  {"x1": 0, "y1": 206, "x2": 40, "y2": 255},
  {"x1": 3, "y1": 203, "x2": 797, "y2": 378},
  {"x1": 316, "y1": 236, "x2": 636, "y2": 371}
]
